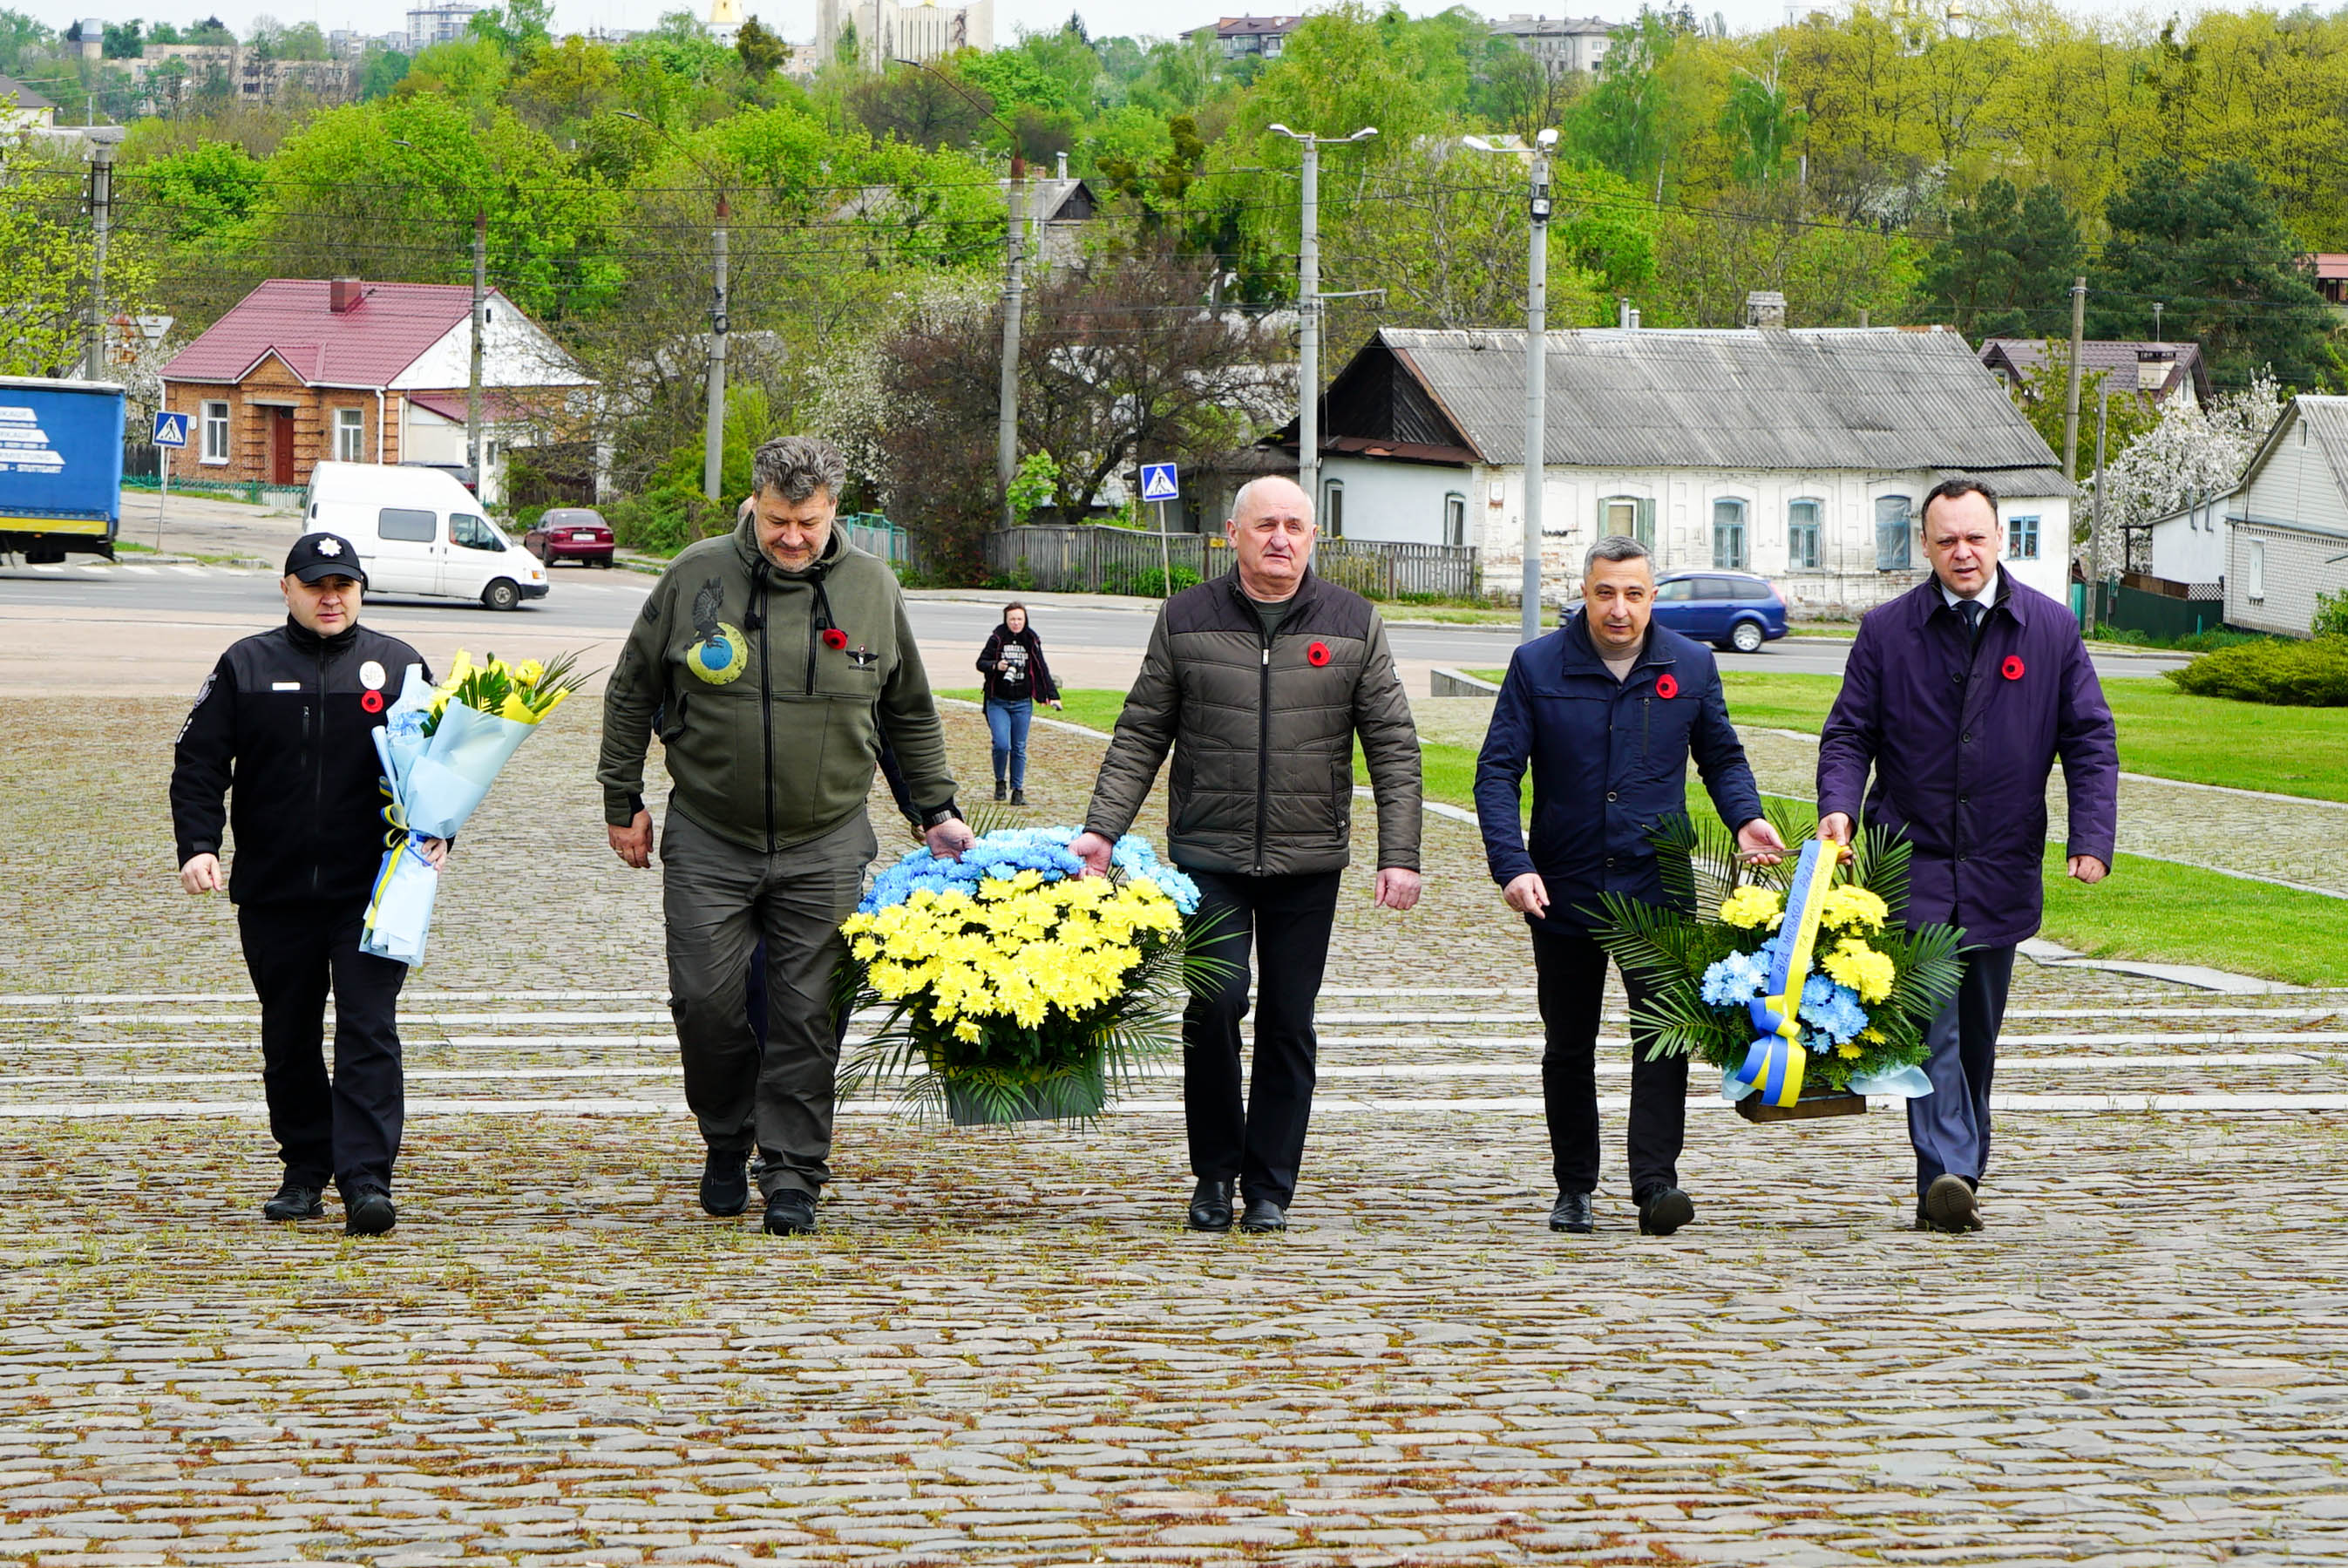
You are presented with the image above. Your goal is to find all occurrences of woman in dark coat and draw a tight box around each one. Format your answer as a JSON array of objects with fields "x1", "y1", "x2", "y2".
[{"x1": 975, "y1": 602, "x2": 1060, "y2": 804}]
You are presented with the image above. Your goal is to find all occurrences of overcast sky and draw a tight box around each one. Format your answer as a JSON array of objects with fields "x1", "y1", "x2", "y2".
[{"x1": 17, "y1": 0, "x2": 2158, "y2": 54}]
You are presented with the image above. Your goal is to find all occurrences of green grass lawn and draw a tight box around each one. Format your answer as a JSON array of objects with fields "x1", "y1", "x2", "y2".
[
  {"x1": 1461, "y1": 668, "x2": 2348, "y2": 802},
  {"x1": 940, "y1": 689, "x2": 1129, "y2": 736}
]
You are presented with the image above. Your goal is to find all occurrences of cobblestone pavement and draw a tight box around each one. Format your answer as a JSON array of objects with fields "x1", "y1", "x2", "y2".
[
  {"x1": 1412, "y1": 696, "x2": 2348, "y2": 898},
  {"x1": 7, "y1": 700, "x2": 2348, "y2": 1565}
]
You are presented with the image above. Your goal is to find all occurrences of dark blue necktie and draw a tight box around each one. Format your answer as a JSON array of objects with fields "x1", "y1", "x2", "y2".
[{"x1": 1960, "y1": 598, "x2": 1985, "y2": 648}]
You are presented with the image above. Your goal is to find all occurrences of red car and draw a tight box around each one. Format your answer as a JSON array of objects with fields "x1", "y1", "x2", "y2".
[{"x1": 525, "y1": 507, "x2": 616, "y2": 567}]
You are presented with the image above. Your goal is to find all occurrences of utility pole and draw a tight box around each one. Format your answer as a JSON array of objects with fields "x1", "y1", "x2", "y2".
[
  {"x1": 999, "y1": 156, "x2": 1025, "y2": 528},
  {"x1": 1465, "y1": 129, "x2": 1558, "y2": 641},
  {"x1": 84, "y1": 127, "x2": 125, "y2": 383},
  {"x1": 2090, "y1": 380, "x2": 2111, "y2": 587},
  {"x1": 706, "y1": 190, "x2": 730, "y2": 507},
  {"x1": 2060, "y1": 275, "x2": 2086, "y2": 482},
  {"x1": 1268, "y1": 123, "x2": 1376, "y2": 513},
  {"x1": 468, "y1": 208, "x2": 485, "y2": 492}
]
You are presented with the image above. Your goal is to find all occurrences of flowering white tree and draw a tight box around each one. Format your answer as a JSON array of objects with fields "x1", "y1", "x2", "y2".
[{"x1": 2090, "y1": 372, "x2": 2284, "y2": 576}]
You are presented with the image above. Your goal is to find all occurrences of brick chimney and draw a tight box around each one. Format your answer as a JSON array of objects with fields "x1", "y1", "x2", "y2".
[
  {"x1": 1744, "y1": 289, "x2": 1788, "y2": 330},
  {"x1": 329, "y1": 277, "x2": 363, "y2": 314}
]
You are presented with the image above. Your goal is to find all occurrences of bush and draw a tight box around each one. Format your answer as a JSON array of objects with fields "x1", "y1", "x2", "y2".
[
  {"x1": 2165, "y1": 635, "x2": 2348, "y2": 706},
  {"x1": 2316, "y1": 588, "x2": 2348, "y2": 641}
]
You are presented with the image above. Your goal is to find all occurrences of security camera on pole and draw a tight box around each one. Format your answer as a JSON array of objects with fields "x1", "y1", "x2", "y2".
[
  {"x1": 1266, "y1": 123, "x2": 1376, "y2": 519},
  {"x1": 1463, "y1": 127, "x2": 1560, "y2": 643}
]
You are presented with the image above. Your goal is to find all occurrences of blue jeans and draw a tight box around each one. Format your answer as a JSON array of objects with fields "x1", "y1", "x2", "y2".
[{"x1": 985, "y1": 697, "x2": 1032, "y2": 788}]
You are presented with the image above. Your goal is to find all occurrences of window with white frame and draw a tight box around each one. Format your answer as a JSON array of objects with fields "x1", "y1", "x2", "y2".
[
  {"x1": 1443, "y1": 492, "x2": 1466, "y2": 548},
  {"x1": 1787, "y1": 498, "x2": 1822, "y2": 569},
  {"x1": 1712, "y1": 498, "x2": 1748, "y2": 570},
  {"x1": 1322, "y1": 478, "x2": 1344, "y2": 539},
  {"x1": 335, "y1": 407, "x2": 364, "y2": 463},
  {"x1": 200, "y1": 401, "x2": 230, "y2": 464},
  {"x1": 2008, "y1": 513, "x2": 2040, "y2": 560},
  {"x1": 2247, "y1": 540, "x2": 2265, "y2": 601},
  {"x1": 1875, "y1": 494, "x2": 1913, "y2": 570}
]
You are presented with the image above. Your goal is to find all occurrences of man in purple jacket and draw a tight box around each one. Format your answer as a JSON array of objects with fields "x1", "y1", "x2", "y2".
[{"x1": 1817, "y1": 478, "x2": 2118, "y2": 1234}]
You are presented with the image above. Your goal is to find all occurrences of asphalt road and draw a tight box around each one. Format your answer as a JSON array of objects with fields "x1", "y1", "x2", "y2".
[{"x1": 0, "y1": 558, "x2": 2192, "y2": 685}]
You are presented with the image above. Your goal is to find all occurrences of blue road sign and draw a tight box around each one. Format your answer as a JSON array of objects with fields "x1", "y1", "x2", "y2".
[
  {"x1": 152, "y1": 411, "x2": 190, "y2": 448},
  {"x1": 1140, "y1": 462, "x2": 1179, "y2": 503}
]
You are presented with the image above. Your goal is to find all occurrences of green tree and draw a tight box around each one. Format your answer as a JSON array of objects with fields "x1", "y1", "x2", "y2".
[
  {"x1": 0, "y1": 9, "x2": 51, "y2": 75},
  {"x1": 736, "y1": 17, "x2": 787, "y2": 78},
  {"x1": 469, "y1": 0, "x2": 555, "y2": 55},
  {"x1": 1568, "y1": 11, "x2": 1681, "y2": 194},
  {"x1": 0, "y1": 189, "x2": 157, "y2": 377},
  {"x1": 134, "y1": 138, "x2": 268, "y2": 244},
  {"x1": 358, "y1": 46, "x2": 411, "y2": 101},
  {"x1": 101, "y1": 17, "x2": 142, "y2": 58},
  {"x1": 2005, "y1": 341, "x2": 2160, "y2": 465},
  {"x1": 397, "y1": 37, "x2": 512, "y2": 115},
  {"x1": 1720, "y1": 57, "x2": 1803, "y2": 187},
  {"x1": 2089, "y1": 158, "x2": 2337, "y2": 390},
  {"x1": 1918, "y1": 177, "x2": 2081, "y2": 339}
]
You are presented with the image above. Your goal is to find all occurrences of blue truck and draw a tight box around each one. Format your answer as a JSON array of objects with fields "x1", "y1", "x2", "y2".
[{"x1": 0, "y1": 377, "x2": 126, "y2": 563}]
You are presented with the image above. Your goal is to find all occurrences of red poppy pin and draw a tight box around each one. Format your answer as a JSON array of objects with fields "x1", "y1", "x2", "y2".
[
  {"x1": 2002, "y1": 655, "x2": 2026, "y2": 682},
  {"x1": 821, "y1": 628, "x2": 848, "y2": 651},
  {"x1": 1654, "y1": 674, "x2": 1680, "y2": 700},
  {"x1": 1306, "y1": 641, "x2": 1331, "y2": 667},
  {"x1": 360, "y1": 689, "x2": 385, "y2": 715}
]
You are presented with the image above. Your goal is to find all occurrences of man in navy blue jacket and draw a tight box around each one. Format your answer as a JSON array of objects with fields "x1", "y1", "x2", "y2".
[
  {"x1": 1818, "y1": 477, "x2": 2117, "y2": 1235},
  {"x1": 1476, "y1": 536, "x2": 1782, "y2": 1237}
]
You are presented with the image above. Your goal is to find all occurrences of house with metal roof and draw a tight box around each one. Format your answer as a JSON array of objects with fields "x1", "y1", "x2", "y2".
[
  {"x1": 1978, "y1": 337, "x2": 2211, "y2": 412},
  {"x1": 2149, "y1": 395, "x2": 2348, "y2": 637},
  {"x1": 158, "y1": 276, "x2": 597, "y2": 504},
  {"x1": 0, "y1": 72, "x2": 56, "y2": 132},
  {"x1": 1293, "y1": 315, "x2": 2077, "y2": 612}
]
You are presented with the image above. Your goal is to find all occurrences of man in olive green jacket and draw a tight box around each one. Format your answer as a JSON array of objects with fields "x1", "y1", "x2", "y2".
[
  {"x1": 601, "y1": 437, "x2": 973, "y2": 1237},
  {"x1": 1073, "y1": 475, "x2": 1423, "y2": 1235}
]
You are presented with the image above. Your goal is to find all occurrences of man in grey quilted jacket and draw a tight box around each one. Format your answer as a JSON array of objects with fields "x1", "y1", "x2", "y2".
[{"x1": 1072, "y1": 475, "x2": 1423, "y2": 1234}]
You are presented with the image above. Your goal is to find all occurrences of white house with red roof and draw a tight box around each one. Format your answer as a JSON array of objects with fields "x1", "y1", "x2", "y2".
[{"x1": 159, "y1": 276, "x2": 597, "y2": 504}]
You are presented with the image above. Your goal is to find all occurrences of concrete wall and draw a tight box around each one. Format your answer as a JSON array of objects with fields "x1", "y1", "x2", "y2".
[{"x1": 1315, "y1": 456, "x2": 1472, "y2": 546}]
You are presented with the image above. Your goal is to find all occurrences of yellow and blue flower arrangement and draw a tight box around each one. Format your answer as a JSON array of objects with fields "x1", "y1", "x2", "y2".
[
  {"x1": 1592, "y1": 807, "x2": 1967, "y2": 1110},
  {"x1": 835, "y1": 826, "x2": 1225, "y2": 1125}
]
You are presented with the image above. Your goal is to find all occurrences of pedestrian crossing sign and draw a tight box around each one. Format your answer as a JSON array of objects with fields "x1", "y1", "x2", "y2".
[
  {"x1": 1140, "y1": 463, "x2": 1178, "y2": 503},
  {"x1": 152, "y1": 411, "x2": 189, "y2": 448}
]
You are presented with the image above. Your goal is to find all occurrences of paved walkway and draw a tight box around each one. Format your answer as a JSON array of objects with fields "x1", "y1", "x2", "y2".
[{"x1": 5, "y1": 704, "x2": 2348, "y2": 1565}]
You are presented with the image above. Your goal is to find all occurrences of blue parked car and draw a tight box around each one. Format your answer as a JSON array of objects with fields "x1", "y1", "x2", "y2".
[{"x1": 1562, "y1": 570, "x2": 1788, "y2": 652}]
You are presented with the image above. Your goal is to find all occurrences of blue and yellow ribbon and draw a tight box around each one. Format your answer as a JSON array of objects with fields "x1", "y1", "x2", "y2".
[{"x1": 1733, "y1": 837, "x2": 1841, "y2": 1107}]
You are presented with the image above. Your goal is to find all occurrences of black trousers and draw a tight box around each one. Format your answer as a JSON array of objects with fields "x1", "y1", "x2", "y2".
[
  {"x1": 1908, "y1": 943, "x2": 2018, "y2": 1199},
  {"x1": 1531, "y1": 923, "x2": 1686, "y2": 1200},
  {"x1": 1182, "y1": 867, "x2": 1343, "y2": 1208},
  {"x1": 235, "y1": 899, "x2": 409, "y2": 1194}
]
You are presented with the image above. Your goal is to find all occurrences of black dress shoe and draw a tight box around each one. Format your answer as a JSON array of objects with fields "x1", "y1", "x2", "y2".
[
  {"x1": 763, "y1": 1189, "x2": 818, "y2": 1236},
  {"x1": 1919, "y1": 1174, "x2": 1983, "y2": 1232},
  {"x1": 1238, "y1": 1197, "x2": 1287, "y2": 1232},
  {"x1": 1188, "y1": 1178, "x2": 1233, "y2": 1232},
  {"x1": 1548, "y1": 1191, "x2": 1595, "y2": 1233},
  {"x1": 263, "y1": 1180, "x2": 324, "y2": 1222},
  {"x1": 1637, "y1": 1186, "x2": 1695, "y2": 1236},
  {"x1": 343, "y1": 1187, "x2": 397, "y2": 1237},
  {"x1": 700, "y1": 1149, "x2": 750, "y2": 1216},
  {"x1": 994, "y1": 780, "x2": 1008, "y2": 801},
  {"x1": 1011, "y1": 788, "x2": 1027, "y2": 806}
]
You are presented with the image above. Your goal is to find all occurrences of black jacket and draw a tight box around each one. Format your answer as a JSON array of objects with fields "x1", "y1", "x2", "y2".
[
  {"x1": 976, "y1": 624, "x2": 1058, "y2": 704},
  {"x1": 171, "y1": 619, "x2": 432, "y2": 906},
  {"x1": 1082, "y1": 568, "x2": 1422, "y2": 875}
]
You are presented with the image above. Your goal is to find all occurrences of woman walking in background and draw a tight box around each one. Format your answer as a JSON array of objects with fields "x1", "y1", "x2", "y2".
[{"x1": 977, "y1": 602, "x2": 1060, "y2": 804}]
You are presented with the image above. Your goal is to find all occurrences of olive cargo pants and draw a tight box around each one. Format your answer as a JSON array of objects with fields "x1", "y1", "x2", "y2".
[{"x1": 660, "y1": 807, "x2": 876, "y2": 1198}]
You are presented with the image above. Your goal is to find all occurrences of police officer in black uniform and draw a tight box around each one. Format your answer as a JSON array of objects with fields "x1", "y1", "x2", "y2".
[{"x1": 171, "y1": 533, "x2": 444, "y2": 1235}]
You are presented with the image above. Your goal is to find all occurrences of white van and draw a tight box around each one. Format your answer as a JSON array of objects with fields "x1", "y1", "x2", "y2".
[{"x1": 302, "y1": 461, "x2": 549, "y2": 611}]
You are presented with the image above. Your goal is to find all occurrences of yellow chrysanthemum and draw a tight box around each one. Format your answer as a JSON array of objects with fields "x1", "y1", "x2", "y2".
[
  {"x1": 1822, "y1": 937, "x2": 1895, "y2": 1004},
  {"x1": 1719, "y1": 886, "x2": 1785, "y2": 931},
  {"x1": 1836, "y1": 1042, "x2": 1863, "y2": 1059},
  {"x1": 1818, "y1": 885, "x2": 1890, "y2": 933}
]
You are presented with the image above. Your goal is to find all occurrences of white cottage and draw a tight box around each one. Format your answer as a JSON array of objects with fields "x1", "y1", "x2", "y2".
[
  {"x1": 2216, "y1": 395, "x2": 2348, "y2": 637},
  {"x1": 1295, "y1": 322, "x2": 2077, "y2": 611}
]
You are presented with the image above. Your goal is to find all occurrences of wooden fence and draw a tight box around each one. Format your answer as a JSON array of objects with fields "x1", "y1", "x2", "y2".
[{"x1": 984, "y1": 526, "x2": 1480, "y2": 601}]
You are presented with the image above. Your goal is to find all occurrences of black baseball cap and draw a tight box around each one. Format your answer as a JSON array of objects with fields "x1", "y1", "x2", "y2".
[{"x1": 284, "y1": 533, "x2": 368, "y2": 587}]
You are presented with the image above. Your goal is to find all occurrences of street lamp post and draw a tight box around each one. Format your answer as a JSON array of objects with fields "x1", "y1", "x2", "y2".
[
  {"x1": 1266, "y1": 123, "x2": 1376, "y2": 516},
  {"x1": 621, "y1": 112, "x2": 729, "y2": 507},
  {"x1": 1464, "y1": 128, "x2": 1558, "y2": 642}
]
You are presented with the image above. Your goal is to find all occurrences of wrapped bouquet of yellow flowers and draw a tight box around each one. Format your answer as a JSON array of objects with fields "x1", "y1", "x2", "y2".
[
  {"x1": 834, "y1": 826, "x2": 1225, "y2": 1125},
  {"x1": 1593, "y1": 806, "x2": 1966, "y2": 1118}
]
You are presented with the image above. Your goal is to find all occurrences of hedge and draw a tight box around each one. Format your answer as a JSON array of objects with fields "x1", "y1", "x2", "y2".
[{"x1": 2164, "y1": 635, "x2": 2348, "y2": 706}]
